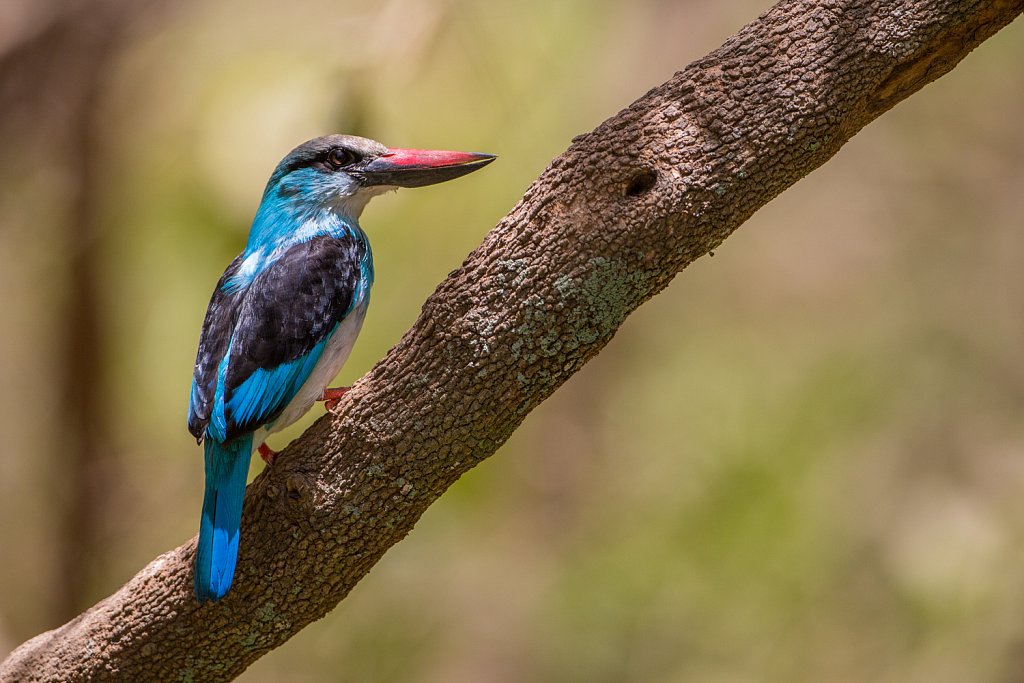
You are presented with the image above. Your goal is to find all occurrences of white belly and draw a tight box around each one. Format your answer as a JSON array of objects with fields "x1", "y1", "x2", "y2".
[{"x1": 255, "y1": 301, "x2": 368, "y2": 441}]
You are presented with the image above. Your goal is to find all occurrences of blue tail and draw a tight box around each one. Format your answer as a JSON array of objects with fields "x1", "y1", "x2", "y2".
[{"x1": 195, "y1": 435, "x2": 253, "y2": 602}]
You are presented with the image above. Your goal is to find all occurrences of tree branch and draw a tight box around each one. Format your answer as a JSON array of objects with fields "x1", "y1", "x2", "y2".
[{"x1": 3, "y1": 0, "x2": 1020, "y2": 680}]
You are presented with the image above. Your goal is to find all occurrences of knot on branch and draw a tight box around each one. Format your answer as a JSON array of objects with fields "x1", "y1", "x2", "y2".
[{"x1": 624, "y1": 168, "x2": 658, "y2": 196}]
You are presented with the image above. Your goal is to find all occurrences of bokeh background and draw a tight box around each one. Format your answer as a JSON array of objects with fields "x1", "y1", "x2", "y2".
[{"x1": 1, "y1": 1, "x2": 1023, "y2": 681}]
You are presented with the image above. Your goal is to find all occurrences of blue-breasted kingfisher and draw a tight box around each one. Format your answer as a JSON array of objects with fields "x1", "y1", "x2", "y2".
[{"x1": 187, "y1": 135, "x2": 495, "y2": 602}]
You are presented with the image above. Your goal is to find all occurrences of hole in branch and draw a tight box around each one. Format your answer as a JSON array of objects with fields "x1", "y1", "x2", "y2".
[{"x1": 625, "y1": 169, "x2": 657, "y2": 197}]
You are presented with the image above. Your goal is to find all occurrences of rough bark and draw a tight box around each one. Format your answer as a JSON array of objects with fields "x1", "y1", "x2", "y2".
[{"x1": 3, "y1": 0, "x2": 1021, "y2": 680}]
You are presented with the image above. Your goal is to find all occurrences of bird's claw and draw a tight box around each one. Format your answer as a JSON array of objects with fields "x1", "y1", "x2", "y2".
[
  {"x1": 258, "y1": 442, "x2": 278, "y2": 466},
  {"x1": 320, "y1": 386, "x2": 350, "y2": 412}
]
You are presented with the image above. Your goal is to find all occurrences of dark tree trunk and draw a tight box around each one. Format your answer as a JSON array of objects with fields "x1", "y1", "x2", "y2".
[{"x1": 0, "y1": 0, "x2": 162, "y2": 624}]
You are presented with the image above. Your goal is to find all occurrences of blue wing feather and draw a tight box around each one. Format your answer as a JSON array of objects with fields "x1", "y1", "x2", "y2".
[{"x1": 225, "y1": 333, "x2": 332, "y2": 430}]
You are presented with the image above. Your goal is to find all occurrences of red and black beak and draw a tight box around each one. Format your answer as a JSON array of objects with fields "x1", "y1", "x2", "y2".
[{"x1": 354, "y1": 148, "x2": 496, "y2": 188}]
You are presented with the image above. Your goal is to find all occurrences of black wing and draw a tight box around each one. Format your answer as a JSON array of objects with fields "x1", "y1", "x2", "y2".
[
  {"x1": 188, "y1": 254, "x2": 244, "y2": 440},
  {"x1": 187, "y1": 235, "x2": 366, "y2": 443}
]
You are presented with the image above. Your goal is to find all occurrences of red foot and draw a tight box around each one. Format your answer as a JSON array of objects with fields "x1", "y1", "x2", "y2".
[
  {"x1": 320, "y1": 386, "x2": 351, "y2": 411},
  {"x1": 258, "y1": 442, "x2": 278, "y2": 466}
]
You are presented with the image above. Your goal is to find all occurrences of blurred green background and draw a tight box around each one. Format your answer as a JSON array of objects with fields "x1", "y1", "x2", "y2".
[{"x1": 1, "y1": 1, "x2": 1023, "y2": 681}]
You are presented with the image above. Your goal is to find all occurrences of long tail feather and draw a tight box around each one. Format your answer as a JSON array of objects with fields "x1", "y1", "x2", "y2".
[{"x1": 195, "y1": 435, "x2": 253, "y2": 602}]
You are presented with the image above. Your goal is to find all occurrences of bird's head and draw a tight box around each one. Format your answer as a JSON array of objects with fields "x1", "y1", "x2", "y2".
[{"x1": 264, "y1": 134, "x2": 496, "y2": 219}]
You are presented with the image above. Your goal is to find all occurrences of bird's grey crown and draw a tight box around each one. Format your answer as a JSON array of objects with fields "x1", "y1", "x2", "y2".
[{"x1": 270, "y1": 134, "x2": 388, "y2": 183}]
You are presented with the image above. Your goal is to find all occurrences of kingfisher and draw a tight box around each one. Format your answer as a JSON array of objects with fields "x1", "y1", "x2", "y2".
[{"x1": 187, "y1": 134, "x2": 495, "y2": 602}]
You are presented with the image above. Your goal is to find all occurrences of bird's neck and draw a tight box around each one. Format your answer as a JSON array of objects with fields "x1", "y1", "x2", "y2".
[
  {"x1": 247, "y1": 188, "x2": 369, "y2": 253},
  {"x1": 225, "y1": 193, "x2": 370, "y2": 293}
]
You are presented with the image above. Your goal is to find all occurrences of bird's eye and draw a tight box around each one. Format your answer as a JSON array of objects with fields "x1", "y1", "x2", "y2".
[{"x1": 327, "y1": 147, "x2": 359, "y2": 169}]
